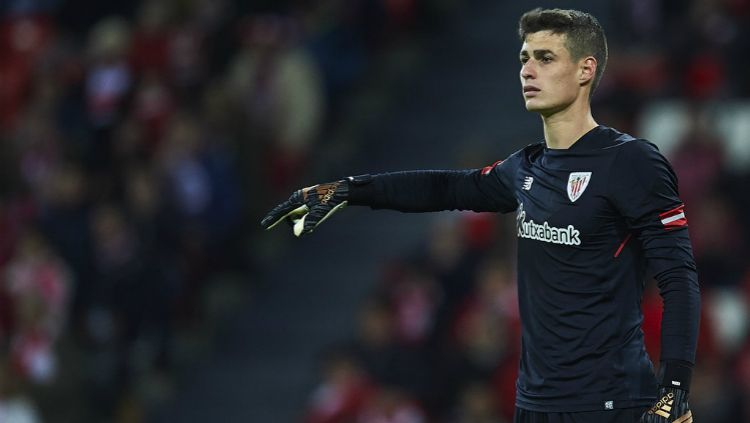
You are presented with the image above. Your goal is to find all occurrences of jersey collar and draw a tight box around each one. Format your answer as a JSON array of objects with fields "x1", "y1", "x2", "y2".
[{"x1": 545, "y1": 125, "x2": 606, "y2": 152}]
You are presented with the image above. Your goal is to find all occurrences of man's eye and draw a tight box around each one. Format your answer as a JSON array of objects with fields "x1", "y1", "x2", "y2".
[
  {"x1": 542, "y1": 56, "x2": 553, "y2": 63},
  {"x1": 520, "y1": 57, "x2": 528, "y2": 64}
]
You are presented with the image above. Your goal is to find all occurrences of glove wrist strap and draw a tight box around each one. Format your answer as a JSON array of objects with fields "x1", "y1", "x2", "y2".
[
  {"x1": 347, "y1": 174, "x2": 373, "y2": 185},
  {"x1": 658, "y1": 360, "x2": 693, "y2": 391},
  {"x1": 347, "y1": 174, "x2": 375, "y2": 206}
]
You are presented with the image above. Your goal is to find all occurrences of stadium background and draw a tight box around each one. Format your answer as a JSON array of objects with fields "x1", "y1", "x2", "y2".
[{"x1": 1, "y1": 0, "x2": 749, "y2": 422}]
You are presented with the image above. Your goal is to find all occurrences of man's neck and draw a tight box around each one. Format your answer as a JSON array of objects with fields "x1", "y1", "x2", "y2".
[{"x1": 541, "y1": 101, "x2": 598, "y2": 149}]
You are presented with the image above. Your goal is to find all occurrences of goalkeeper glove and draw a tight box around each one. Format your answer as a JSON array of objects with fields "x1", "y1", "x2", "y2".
[
  {"x1": 641, "y1": 361, "x2": 693, "y2": 422},
  {"x1": 261, "y1": 179, "x2": 350, "y2": 236},
  {"x1": 640, "y1": 386, "x2": 692, "y2": 422}
]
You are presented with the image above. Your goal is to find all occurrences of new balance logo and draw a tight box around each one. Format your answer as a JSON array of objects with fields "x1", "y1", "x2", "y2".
[{"x1": 522, "y1": 176, "x2": 534, "y2": 190}]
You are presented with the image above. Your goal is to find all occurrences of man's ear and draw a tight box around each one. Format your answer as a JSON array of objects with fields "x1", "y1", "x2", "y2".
[{"x1": 580, "y1": 57, "x2": 597, "y2": 86}]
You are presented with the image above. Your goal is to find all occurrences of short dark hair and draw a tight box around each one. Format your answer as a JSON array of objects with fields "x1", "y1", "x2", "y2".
[{"x1": 518, "y1": 8, "x2": 608, "y2": 95}]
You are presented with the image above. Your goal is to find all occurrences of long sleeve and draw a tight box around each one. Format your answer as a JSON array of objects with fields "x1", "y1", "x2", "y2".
[
  {"x1": 609, "y1": 140, "x2": 701, "y2": 373},
  {"x1": 348, "y1": 152, "x2": 522, "y2": 214}
]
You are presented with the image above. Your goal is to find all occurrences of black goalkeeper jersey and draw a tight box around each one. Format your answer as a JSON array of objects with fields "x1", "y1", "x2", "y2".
[{"x1": 348, "y1": 125, "x2": 700, "y2": 412}]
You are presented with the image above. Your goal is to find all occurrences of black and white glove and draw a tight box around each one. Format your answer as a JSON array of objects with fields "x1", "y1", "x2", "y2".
[
  {"x1": 261, "y1": 179, "x2": 350, "y2": 236},
  {"x1": 641, "y1": 361, "x2": 693, "y2": 422}
]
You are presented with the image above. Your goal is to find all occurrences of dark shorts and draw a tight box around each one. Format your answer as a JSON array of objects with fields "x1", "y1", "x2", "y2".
[{"x1": 514, "y1": 407, "x2": 647, "y2": 423}]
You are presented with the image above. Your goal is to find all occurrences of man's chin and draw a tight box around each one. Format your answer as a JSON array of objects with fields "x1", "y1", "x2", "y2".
[
  {"x1": 524, "y1": 100, "x2": 562, "y2": 115},
  {"x1": 524, "y1": 101, "x2": 547, "y2": 112}
]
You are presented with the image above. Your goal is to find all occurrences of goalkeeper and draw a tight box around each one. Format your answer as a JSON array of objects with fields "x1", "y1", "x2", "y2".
[{"x1": 263, "y1": 8, "x2": 699, "y2": 423}]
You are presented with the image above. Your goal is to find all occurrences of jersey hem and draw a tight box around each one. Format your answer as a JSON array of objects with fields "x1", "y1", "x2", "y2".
[{"x1": 515, "y1": 397, "x2": 654, "y2": 413}]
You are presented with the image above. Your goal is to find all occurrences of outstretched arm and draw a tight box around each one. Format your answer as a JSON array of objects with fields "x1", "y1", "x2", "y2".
[
  {"x1": 347, "y1": 167, "x2": 518, "y2": 213},
  {"x1": 261, "y1": 154, "x2": 521, "y2": 236}
]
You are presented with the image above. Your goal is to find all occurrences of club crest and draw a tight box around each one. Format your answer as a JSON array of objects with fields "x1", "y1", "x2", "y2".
[{"x1": 567, "y1": 172, "x2": 592, "y2": 202}]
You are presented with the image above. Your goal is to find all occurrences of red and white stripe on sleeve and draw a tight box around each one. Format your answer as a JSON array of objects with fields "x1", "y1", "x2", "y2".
[
  {"x1": 659, "y1": 204, "x2": 687, "y2": 230},
  {"x1": 481, "y1": 160, "x2": 503, "y2": 176}
]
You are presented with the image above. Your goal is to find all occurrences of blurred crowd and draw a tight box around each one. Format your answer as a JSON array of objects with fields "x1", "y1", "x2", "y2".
[
  {"x1": 303, "y1": 1, "x2": 750, "y2": 423},
  {"x1": 0, "y1": 0, "x2": 443, "y2": 421}
]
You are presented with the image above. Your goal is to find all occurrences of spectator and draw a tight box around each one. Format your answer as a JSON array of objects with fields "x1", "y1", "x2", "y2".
[
  {"x1": 305, "y1": 350, "x2": 377, "y2": 423},
  {"x1": 4, "y1": 230, "x2": 69, "y2": 384},
  {"x1": 227, "y1": 14, "x2": 324, "y2": 193}
]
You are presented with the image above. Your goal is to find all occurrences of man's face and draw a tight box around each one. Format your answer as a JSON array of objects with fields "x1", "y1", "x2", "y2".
[{"x1": 519, "y1": 31, "x2": 583, "y2": 115}]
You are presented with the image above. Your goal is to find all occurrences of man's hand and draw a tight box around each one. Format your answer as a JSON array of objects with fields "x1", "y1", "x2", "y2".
[
  {"x1": 261, "y1": 180, "x2": 349, "y2": 236},
  {"x1": 640, "y1": 386, "x2": 692, "y2": 423}
]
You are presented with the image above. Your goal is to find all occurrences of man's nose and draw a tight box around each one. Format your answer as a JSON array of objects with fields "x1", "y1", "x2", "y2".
[{"x1": 521, "y1": 62, "x2": 535, "y2": 79}]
